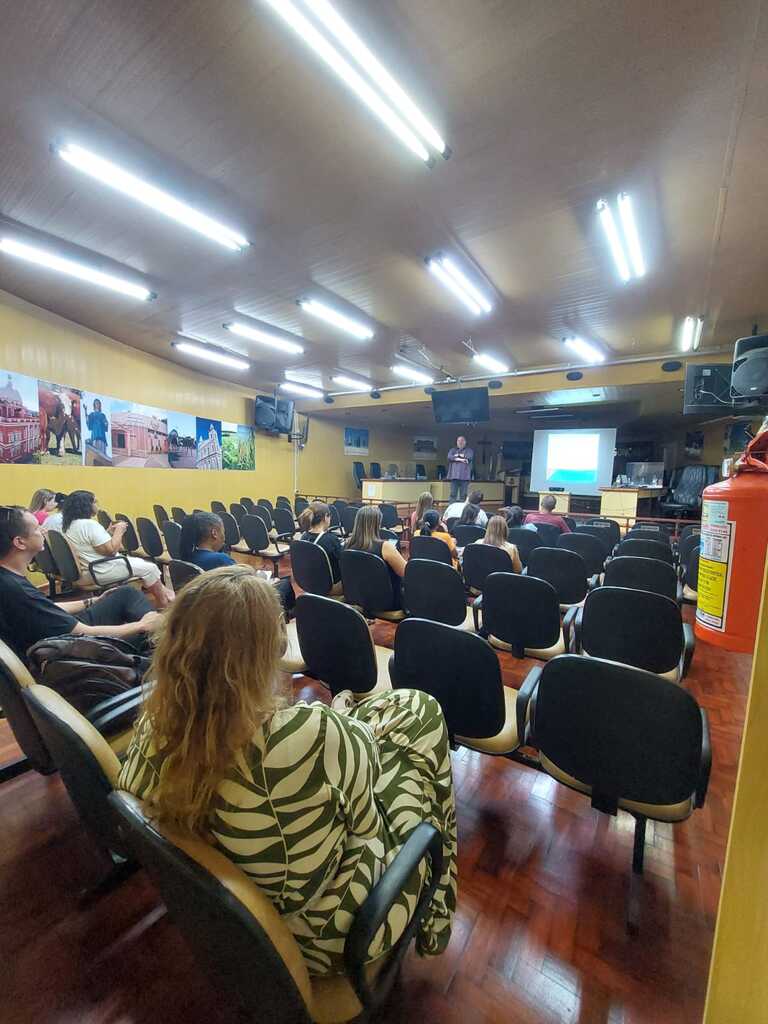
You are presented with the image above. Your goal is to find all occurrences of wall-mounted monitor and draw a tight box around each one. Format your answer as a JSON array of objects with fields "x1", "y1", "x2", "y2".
[
  {"x1": 530, "y1": 427, "x2": 617, "y2": 496},
  {"x1": 431, "y1": 387, "x2": 490, "y2": 423}
]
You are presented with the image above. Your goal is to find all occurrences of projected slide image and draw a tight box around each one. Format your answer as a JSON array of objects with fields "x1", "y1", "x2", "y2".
[{"x1": 546, "y1": 432, "x2": 600, "y2": 485}]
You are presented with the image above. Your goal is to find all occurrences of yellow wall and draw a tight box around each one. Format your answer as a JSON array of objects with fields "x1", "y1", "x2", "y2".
[
  {"x1": 0, "y1": 290, "x2": 295, "y2": 518},
  {"x1": 704, "y1": 554, "x2": 768, "y2": 1023}
]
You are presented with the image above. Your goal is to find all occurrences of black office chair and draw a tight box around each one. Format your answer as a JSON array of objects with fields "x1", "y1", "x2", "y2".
[
  {"x1": 682, "y1": 546, "x2": 700, "y2": 604},
  {"x1": 506, "y1": 527, "x2": 541, "y2": 568},
  {"x1": 475, "y1": 573, "x2": 565, "y2": 660},
  {"x1": 452, "y1": 524, "x2": 485, "y2": 547},
  {"x1": 403, "y1": 560, "x2": 473, "y2": 630},
  {"x1": 229, "y1": 502, "x2": 247, "y2": 525},
  {"x1": 0, "y1": 640, "x2": 56, "y2": 780},
  {"x1": 678, "y1": 524, "x2": 701, "y2": 547},
  {"x1": 97, "y1": 509, "x2": 113, "y2": 530},
  {"x1": 390, "y1": 618, "x2": 530, "y2": 757},
  {"x1": 294, "y1": 594, "x2": 390, "y2": 698},
  {"x1": 153, "y1": 504, "x2": 170, "y2": 529},
  {"x1": 614, "y1": 538, "x2": 674, "y2": 565},
  {"x1": 273, "y1": 507, "x2": 299, "y2": 542},
  {"x1": 332, "y1": 499, "x2": 348, "y2": 518},
  {"x1": 168, "y1": 559, "x2": 203, "y2": 592},
  {"x1": 171, "y1": 506, "x2": 187, "y2": 524},
  {"x1": 239, "y1": 515, "x2": 287, "y2": 576},
  {"x1": 369, "y1": 462, "x2": 382, "y2": 479},
  {"x1": 575, "y1": 523, "x2": 614, "y2": 557},
  {"x1": 161, "y1": 520, "x2": 182, "y2": 560},
  {"x1": 436, "y1": 465, "x2": 446, "y2": 480},
  {"x1": 532, "y1": 521, "x2": 562, "y2": 547},
  {"x1": 239, "y1": 497, "x2": 256, "y2": 514},
  {"x1": 660, "y1": 465, "x2": 718, "y2": 518},
  {"x1": 462, "y1": 543, "x2": 515, "y2": 595},
  {"x1": 527, "y1": 546, "x2": 589, "y2": 610},
  {"x1": 46, "y1": 529, "x2": 136, "y2": 593},
  {"x1": 276, "y1": 496, "x2": 293, "y2": 510},
  {"x1": 31, "y1": 538, "x2": 59, "y2": 598},
  {"x1": 342, "y1": 506, "x2": 360, "y2": 537},
  {"x1": 257, "y1": 498, "x2": 275, "y2": 516},
  {"x1": 587, "y1": 518, "x2": 621, "y2": 549},
  {"x1": 626, "y1": 527, "x2": 673, "y2": 547},
  {"x1": 556, "y1": 532, "x2": 605, "y2": 578},
  {"x1": 109, "y1": 790, "x2": 443, "y2": 1024},
  {"x1": 340, "y1": 550, "x2": 405, "y2": 622},
  {"x1": 677, "y1": 531, "x2": 702, "y2": 569},
  {"x1": 415, "y1": 464, "x2": 427, "y2": 480},
  {"x1": 380, "y1": 503, "x2": 404, "y2": 536},
  {"x1": 563, "y1": 516, "x2": 577, "y2": 531},
  {"x1": 409, "y1": 534, "x2": 452, "y2": 565},
  {"x1": 295, "y1": 496, "x2": 310, "y2": 517},
  {"x1": 290, "y1": 540, "x2": 342, "y2": 599},
  {"x1": 603, "y1": 556, "x2": 682, "y2": 603},
  {"x1": 522, "y1": 654, "x2": 710, "y2": 932},
  {"x1": 136, "y1": 517, "x2": 170, "y2": 568},
  {"x1": 211, "y1": 500, "x2": 227, "y2": 516},
  {"x1": 353, "y1": 461, "x2": 366, "y2": 490},
  {"x1": 570, "y1": 586, "x2": 694, "y2": 681},
  {"x1": 251, "y1": 504, "x2": 275, "y2": 534},
  {"x1": 326, "y1": 504, "x2": 344, "y2": 536},
  {"x1": 219, "y1": 511, "x2": 251, "y2": 554},
  {"x1": 115, "y1": 513, "x2": 147, "y2": 557}
]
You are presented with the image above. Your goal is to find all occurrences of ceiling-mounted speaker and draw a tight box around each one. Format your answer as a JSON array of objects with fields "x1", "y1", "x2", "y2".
[
  {"x1": 370, "y1": 389, "x2": 381, "y2": 399},
  {"x1": 661, "y1": 360, "x2": 682, "y2": 372},
  {"x1": 731, "y1": 334, "x2": 768, "y2": 400},
  {"x1": 323, "y1": 395, "x2": 335, "y2": 404},
  {"x1": 487, "y1": 379, "x2": 503, "y2": 389},
  {"x1": 566, "y1": 370, "x2": 583, "y2": 381}
]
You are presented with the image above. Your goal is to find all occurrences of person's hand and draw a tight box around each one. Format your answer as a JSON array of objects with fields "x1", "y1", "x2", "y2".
[{"x1": 138, "y1": 610, "x2": 163, "y2": 633}]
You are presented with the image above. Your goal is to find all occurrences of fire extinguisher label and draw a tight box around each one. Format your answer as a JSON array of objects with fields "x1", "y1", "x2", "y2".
[{"x1": 697, "y1": 500, "x2": 735, "y2": 631}]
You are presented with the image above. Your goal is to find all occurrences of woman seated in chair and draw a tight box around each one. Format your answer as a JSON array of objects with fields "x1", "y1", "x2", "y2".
[
  {"x1": 62, "y1": 490, "x2": 174, "y2": 607},
  {"x1": 29, "y1": 488, "x2": 57, "y2": 526},
  {"x1": 472, "y1": 515, "x2": 522, "y2": 572},
  {"x1": 456, "y1": 502, "x2": 482, "y2": 529},
  {"x1": 419, "y1": 509, "x2": 459, "y2": 567},
  {"x1": 119, "y1": 566, "x2": 457, "y2": 977},
  {"x1": 346, "y1": 505, "x2": 407, "y2": 609},
  {"x1": 298, "y1": 501, "x2": 342, "y2": 594},
  {"x1": 179, "y1": 511, "x2": 235, "y2": 571},
  {"x1": 503, "y1": 505, "x2": 538, "y2": 532},
  {"x1": 410, "y1": 491, "x2": 446, "y2": 535}
]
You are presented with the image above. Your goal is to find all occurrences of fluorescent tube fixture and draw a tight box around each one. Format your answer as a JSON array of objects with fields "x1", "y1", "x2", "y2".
[
  {"x1": 596, "y1": 200, "x2": 630, "y2": 283},
  {"x1": 224, "y1": 321, "x2": 304, "y2": 355},
  {"x1": 57, "y1": 143, "x2": 249, "y2": 251},
  {"x1": 440, "y1": 256, "x2": 492, "y2": 313},
  {"x1": 262, "y1": 0, "x2": 432, "y2": 162},
  {"x1": 280, "y1": 381, "x2": 324, "y2": 399},
  {"x1": 303, "y1": 0, "x2": 447, "y2": 156},
  {"x1": 332, "y1": 374, "x2": 372, "y2": 391},
  {"x1": 173, "y1": 340, "x2": 250, "y2": 371},
  {"x1": 597, "y1": 193, "x2": 645, "y2": 282},
  {"x1": 617, "y1": 193, "x2": 645, "y2": 278},
  {"x1": 391, "y1": 363, "x2": 433, "y2": 386},
  {"x1": 298, "y1": 298, "x2": 373, "y2": 339},
  {"x1": 681, "y1": 316, "x2": 704, "y2": 352},
  {"x1": 472, "y1": 352, "x2": 509, "y2": 374},
  {"x1": 0, "y1": 237, "x2": 153, "y2": 300},
  {"x1": 564, "y1": 337, "x2": 605, "y2": 364},
  {"x1": 426, "y1": 255, "x2": 491, "y2": 315}
]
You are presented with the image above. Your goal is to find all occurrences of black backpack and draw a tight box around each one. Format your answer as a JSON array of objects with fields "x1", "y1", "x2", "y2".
[{"x1": 27, "y1": 635, "x2": 150, "y2": 716}]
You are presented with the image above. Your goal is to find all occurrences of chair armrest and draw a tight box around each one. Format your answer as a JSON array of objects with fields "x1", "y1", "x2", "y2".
[
  {"x1": 344, "y1": 822, "x2": 443, "y2": 1008},
  {"x1": 563, "y1": 606, "x2": 580, "y2": 650},
  {"x1": 472, "y1": 594, "x2": 483, "y2": 632},
  {"x1": 88, "y1": 690, "x2": 144, "y2": 736},
  {"x1": 695, "y1": 709, "x2": 712, "y2": 808},
  {"x1": 86, "y1": 685, "x2": 143, "y2": 722},
  {"x1": 516, "y1": 666, "x2": 541, "y2": 745},
  {"x1": 88, "y1": 554, "x2": 133, "y2": 587},
  {"x1": 682, "y1": 622, "x2": 695, "y2": 678},
  {"x1": 587, "y1": 574, "x2": 599, "y2": 590},
  {"x1": 676, "y1": 581, "x2": 684, "y2": 605}
]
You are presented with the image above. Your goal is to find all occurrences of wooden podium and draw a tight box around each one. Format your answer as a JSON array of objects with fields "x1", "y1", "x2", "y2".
[
  {"x1": 539, "y1": 491, "x2": 571, "y2": 513},
  {"x1": 599, "y1": 487, "x2": 665, "y2": 522}
]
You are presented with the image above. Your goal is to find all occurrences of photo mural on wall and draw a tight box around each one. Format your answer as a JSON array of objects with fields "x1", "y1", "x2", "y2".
[{"x1": 0, "y1": 366, "x2": 258, "y2": 472}]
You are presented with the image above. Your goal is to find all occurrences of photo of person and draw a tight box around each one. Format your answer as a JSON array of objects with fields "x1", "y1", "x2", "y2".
[
  {"x1": 37, "y1": 380, "x2": 82, "y2": 466},
  {"x1": 81, "y1": 392, "x2": 113, "y2": 466},
  {"x1": 0, "y1": 370, "x2": 40, "y2": 464}
]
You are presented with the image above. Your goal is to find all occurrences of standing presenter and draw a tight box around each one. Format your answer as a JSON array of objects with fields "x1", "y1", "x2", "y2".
[{"x1": 446, "y1": 435, "x2": 474, "y2": 501}]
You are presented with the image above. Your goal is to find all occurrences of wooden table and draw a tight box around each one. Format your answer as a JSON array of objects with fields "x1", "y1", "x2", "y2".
[{"x1": 599, "y1": 486, "x2": 666, "y2": 522}]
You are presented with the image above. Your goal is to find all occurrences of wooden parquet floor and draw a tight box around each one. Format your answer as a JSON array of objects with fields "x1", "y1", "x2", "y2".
[{"x1": 0, "y1": 606, "x2": 751, "y2": 1024}]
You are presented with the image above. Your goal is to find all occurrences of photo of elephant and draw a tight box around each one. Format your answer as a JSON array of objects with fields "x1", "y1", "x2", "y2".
[{"x1": 37, "y1": 381, "x2": 82, "y2": 465}]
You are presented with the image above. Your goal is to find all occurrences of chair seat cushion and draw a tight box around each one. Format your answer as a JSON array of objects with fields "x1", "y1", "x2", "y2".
[
  {"x1": 310, "y1": 955, "x2": 388, "y2": 1023},
  {"x1": 279, "y1": 620, "x2": 307, "y2": 674},
  {"x1": 489, "y1": 628, "x2": 565, "y2": 661},
  {"x1": 455, "y1": 685, "x2": 519, "y2": 755},
  {"x1": 259, "y1": 544, "x2": 287, "y2": 559},
  {"x1": 376, "y1": 609, "x2": 407, "y2": 622}
]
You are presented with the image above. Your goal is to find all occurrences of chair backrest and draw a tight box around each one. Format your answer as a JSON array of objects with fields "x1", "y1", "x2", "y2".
[
  {"x1": 153, "y1": 504, "x2": 169, "y2": 528},
  {"x1": 626, "y1": 527, "x2": 672, "y2": 547},
  {"x1": 219, "y1": 511, "x2": 242, "y2": 549},
  {"x1": 369, "y1": 462, "x2": 382, "y2": 479},
  {"x1": 532, "y1": 521, "x2": 562, "y2": 547},
  {"x1": 506, "y1": 527, "x2": 541, "y2": 567},
  {"x1": 257, "y1": 498, "x2": 274, "y2": 515},
  {"x1": 97, "y1": 509, "x2": 113, "y2": 530},
  {"x1": 482, "y1": 573, "x2": 561, "y2": 655},
  {"x1": 580, "y1": 587, "x2": 683, "y2": 674},
  {"x1": 391, "y1": 619, "x2": 505, "y2": 741},
  {"x1": 685, "y1": 546, "x2": 700, "y2": 591},
  {"x1": 410, "y1": 534, "x2": 453, "y2": 565},
  {"x1": 415, "y1": 464, "x2": 427, "y2": 480},
  {"x1": 332, "y1": 499, "x2": 348, "y2": 515},
  {"x1": 556, "y1": 532, "x2": 605, "y2": 576},
  {"x1": 679, "y1": 524, "x2": 701, "y2": 546},
  {"x1": 462, "y1": 543, "x2": 514, "y2": 592},
  {"x1": 240, "y1": 497, "x2": 256, "y2": 513},
  {"x1": 0, "y1": 640, "x2": 54, "y2": 774},
  {"x1": 452, "y1": 524, "x2": 485, "y2": 547},
  {"x1": 527, "y1": 546, "x2": 588, "y2": 606},
  {"x1": 24, "y1": 683, "x2": 123, "y2": 856},
  {"x1": 403, "y1": 559, "x2": 467, "y2": 626},
  {"x1": 115, "y1": 514, "x2": 141, "y2": 554},
  {"x1": 108, "y1": 791, "x2": 315, "y2": 1024},
  {"x1": 530, "y1": 655, "x2": 705, "y2": 808},
  {"x1": 32, "y1": 538, "x2": 59, "y2": 582},
  {"x1": 575, "y1": 523, "x2": 614, "y2": 556},
  {"x1": 380, "y1": 503, "x2": 399, "y2": 529},
  {"x1": 340, "y1": 549, "x2": 396, "y2": 614},
  {"x1": 46, "y1": 529, "x2": 83, "y2": 584},
  {"x1": 240, "y1": 514, "x2": 270, "y2": 554},
  {"x1": 666, "y1": 465, "x2": 718, "y2": 509},
  {"x1": 250, "y1": 504, "x2": 273, "y2": 530},
  {"x1": 161, "y1": 520, "x2": 182, "y2": 560},
  {"x1": 563, "y1": 516, "x2": 577, "y2": 531},
  {"x1": 678, "y1": 532, "x2": 702, "y2": 566},
  {"x1": 603, "y1": 555, "x2": 678, "y2": 601},
  {"x1": 633, "y1": 520, "x2": 673, "y2": 537},
  {"x1": 342, "y1": 506, "x2": 359, "y2": 535},
  {"x1": 444, "y1": 516, "x2": 459, "y2": 535},
  {"x1": 273, "y1": 508, "x2": 296, "y2": 536},
  {"x1": 294, "y1": 497, "x2": 309, "y2": 517},
  {"x1": 276, "y1": 496, "x2": 293, "y2": 510},
  {"x1": 352, "y1": 461, "x2": 366, "y2": 488},
  {"x1": 295, "y1": 594, "x2": 378, "y2": 696},
  {"x1": 327, "y1": 504, "x2": 342, "y2": 531},
  {"x1": 168, "y1": 559, "x2": 204, "y2": 591},
  {"x1": 171, "y1": 506, "x2": 187, "y2": 524},
  {"x1": 136, "y1": 517, "x2": 164, "y2": 559},
  {"x1": 211, "y1": 500, "x2": 227, "y2": 515},
  {"x1": 436, "y1": 464, "x2": 446, "y2": 480},
  {"x1": 587, "y1": 517, "x2": 621, "y2": 549},
  {"x1": 289, "y1": 540, "x2": 334, "y2": 596},
  {"x1": 614, "y1": 538, "x2": 674, "y2": 565},
  {"x1": 229, "y1": 502, "x2": 246, "y2": 524}
]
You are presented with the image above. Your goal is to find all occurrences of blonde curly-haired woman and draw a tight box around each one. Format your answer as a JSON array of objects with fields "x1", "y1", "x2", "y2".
[{"x1": 119, "y1": 565, "x2": 457, "y2": 976}]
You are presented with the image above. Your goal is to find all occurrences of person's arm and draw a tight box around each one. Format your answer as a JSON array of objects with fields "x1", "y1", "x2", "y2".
[
  {"x1": 93, "y1": 520, "x2": 127, "y2": 556},
  {"x1": 71, "y1": 610, "x2": 161, "y2": 639},
  {"x1": 382, "y1": 540, "x2": 407, "y2": 578},
  {"x1": 508, "y1": 544, "x2": 522, "y2": 574},
  {"x1": 559, "y1": 517, "x2": 572, "y2": 534},
  {"x1": 447, "y1": 447, "x2": 459, "y2": 463}
]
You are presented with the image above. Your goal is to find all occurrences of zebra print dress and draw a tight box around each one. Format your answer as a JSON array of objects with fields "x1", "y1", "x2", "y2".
[{"x1": 118, "y1": 688, "x2": 457, "y2": 976}]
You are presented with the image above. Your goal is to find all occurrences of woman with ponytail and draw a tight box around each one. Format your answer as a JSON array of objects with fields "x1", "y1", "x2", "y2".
[
  {"x1": 299, "y1": 501, "x2": 342, "y2": 588},
  {"x1": 419, "y1": 509, "x2": 459, "y2": 567},
  {"x1": 179, "y1": 511, "x2": 235, "y2": 571}
]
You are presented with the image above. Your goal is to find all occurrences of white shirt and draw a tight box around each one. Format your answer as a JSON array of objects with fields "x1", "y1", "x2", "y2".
[
  {"x1": 443, "y1": 501, "x2": 488, "y2": 527},
  {"x1": 44, "y1": 511, "x2": 63, "y2": 531},
  {"x1": 65, "y1": 518, "x2": 111, "y2": 564}
]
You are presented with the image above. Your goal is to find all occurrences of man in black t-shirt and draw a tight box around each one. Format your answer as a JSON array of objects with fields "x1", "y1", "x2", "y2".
[{"x1": 0, "y1": 506, "x2": 161, "y2": 664}]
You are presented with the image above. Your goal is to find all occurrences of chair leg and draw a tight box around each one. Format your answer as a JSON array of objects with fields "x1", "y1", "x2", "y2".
[
  {"x1": 78, "y1": 856, "x2": 139, "y2": 906},
  {"x1": 0, "y1": 755, "x2": 31, "y2": 785},
  {"x1": 627, "y1": 814, "x2": 647, "y2": 936}
]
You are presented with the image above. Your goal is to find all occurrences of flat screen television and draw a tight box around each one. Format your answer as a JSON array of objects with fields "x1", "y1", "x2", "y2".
[
  {"x1": 431, "y1": 387, "x2": 490, "y2": 423},
  {"x1": 254, "y1": 395, "x2": 295, "y2": 435}
]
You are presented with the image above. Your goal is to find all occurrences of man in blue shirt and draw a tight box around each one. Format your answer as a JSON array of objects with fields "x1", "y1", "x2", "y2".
[{"x1": 446, "y1": 436, "x2": 474, "y2": 501}]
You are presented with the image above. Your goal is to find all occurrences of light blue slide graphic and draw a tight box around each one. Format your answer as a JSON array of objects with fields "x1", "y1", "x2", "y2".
[{"x1": 546, "y1": 433, "x2": 600, "y2": 486}]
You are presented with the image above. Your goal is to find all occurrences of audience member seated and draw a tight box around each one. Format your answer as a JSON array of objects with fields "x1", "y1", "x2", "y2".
[
  {"x1": 472, "y1": 515, "x2": 522, "y2": 572},
  {"x1": 346, "y1": 505, "x2": 407, "y2": 609},
  {"x1": 298, "y1": 501, "x2": 343, "y2": 592},
  {"x1": 410, "y1": 491, "x2": 445, "y2": 535},
  {"x1": 443, "y1": 489, "x2": 488, "y2": 527},
  {"x1": 503, "y1": 505, "x2": 538, "y2": 531},
  {"x1": 179, "y1": 511, "x2": 235, "y2": 571},
  {"x1": 62, "y1": 490, "x2": 174, "y2": 607},
  {"x1": 456, "y1": 502, "x2": 484, "y2": 531},
  {"x1": 0, "y1": 506, "x2": 160, "y2": 663},
  {"x1": 419, "y1": 509, "x2": 459, "y2": 567},
  {"x1": 524, "y1": 494, "x2": 572, "y2": 534},
  {"x1": 42, "y1": 492, "x2": 68, "y2": 532},
  {"x1": 29, "y1": 488, "x2": 56, "y2": 525},
  {"x1": 118, "y1": 565, "x2": 457, "y2": 976}
]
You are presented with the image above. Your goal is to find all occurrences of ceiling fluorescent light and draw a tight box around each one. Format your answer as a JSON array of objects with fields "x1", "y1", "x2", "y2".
[
  {"x1": 57, "y1": 143, "x2": 249, "y2": 251},
  {"x1": 440, "y1": 256, "x2": 492, "y2": 313},
  {"x1": 280, "y1": 380, "x2": 324, "y2": 399},
  {"x1": 472, "y1": 352, "x2": 509, "y2": 374},
  {"x1": 596, "y1": 199, "x2": 630, "y2": 283},
  {"x1": 617, "y1": 193, "x2": 645, "y2": 278},
  {"x1": 426, "y1": 258, "x2": 482, "y2": 315},
  {"x1": 262, "y1": 0, "x2": 431, "y2": 162},
  {"x1": 173, "y1": 339, "x2": 250, "y2": 370},
  {"x1": 298, "y1": 298, "x2": 373, "y2": 339},
  {"x1": 564, "y1": 337, "x2": 605, "y2": 364},
  {"x1": 225, "y1": 321, "x2": 304, "y2": 355},
  {"x1": 681, "y1": 316, "x2": 704, "y2": 352},
  {"x1": 391, "y1": 363, "x2": 433, "y2": 385},
  {"x1": 332, "y1": 374, "x2": 372, "y2": 391},
  {"x1": 303, "y1": 0, "x2": 447, "y2": 156},
  {"x1": 0, "y1": 237, "x2": 153, "y2": 300}
]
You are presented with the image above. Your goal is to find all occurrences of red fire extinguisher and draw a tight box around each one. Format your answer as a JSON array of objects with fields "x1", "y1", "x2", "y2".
[{"x1": 694, "y1": 418, "x2": 768, "y2": 652}]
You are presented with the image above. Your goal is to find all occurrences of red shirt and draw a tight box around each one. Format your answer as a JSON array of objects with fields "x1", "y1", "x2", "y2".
[{"x1": 523, "y1": 511, "x2": 571, "y2": 534}]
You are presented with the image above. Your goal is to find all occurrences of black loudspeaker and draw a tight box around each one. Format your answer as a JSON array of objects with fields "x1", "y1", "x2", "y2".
[
  {"x1": 732, "y1": 335, "x2": 768, "y2": 400},
  {"x1": 254, "y1": 395, "x2": 277, "y2": 429}
]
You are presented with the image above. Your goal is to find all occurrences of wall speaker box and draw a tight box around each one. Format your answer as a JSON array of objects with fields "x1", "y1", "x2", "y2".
[{"x1": 731, "y1": 335, "x2": 768, "y2": 400}]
